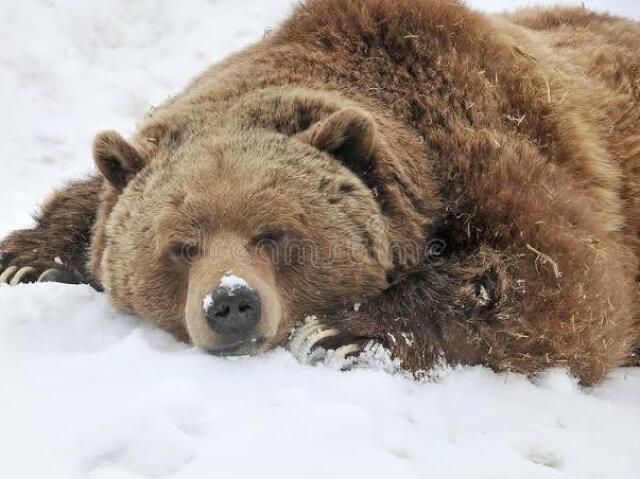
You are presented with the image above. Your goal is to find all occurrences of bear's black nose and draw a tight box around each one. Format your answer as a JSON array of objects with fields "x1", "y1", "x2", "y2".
[{"x1": 204, "y1": 285, "x2": 262, "y2": 336}]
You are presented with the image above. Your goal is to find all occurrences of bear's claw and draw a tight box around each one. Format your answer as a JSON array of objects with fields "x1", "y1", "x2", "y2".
[
  {"x1": 289, "y1": 318, "x2": 364, "y2": 366},
  {"x1": 0, "y1": 264, "x2": 75, "y2": 285},
  {"x1": 37, "y1": 268, "x2": 76, "y2": 283},
  {"x1": 289, "y1": 319, "x2": 338, "y2": 364},
  {"x1": 0, "y1": 265, "x2": 40, "y2": 285},
  {"x1": 0, "y1": 265, "x2": 19, "y2": 284},
  {"x1": 10, "y1": 266, "x2": 38, "y2": 285}
]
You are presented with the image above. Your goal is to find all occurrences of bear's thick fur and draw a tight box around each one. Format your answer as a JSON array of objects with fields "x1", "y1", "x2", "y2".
[{"x1": 2, "y1": 0, "x2": 640, "y2": 384}]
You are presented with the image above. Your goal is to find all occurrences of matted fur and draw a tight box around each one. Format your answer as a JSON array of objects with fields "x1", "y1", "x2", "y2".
[{"x1": 2, "y1": 0, "x2": 640, "y2": 385}]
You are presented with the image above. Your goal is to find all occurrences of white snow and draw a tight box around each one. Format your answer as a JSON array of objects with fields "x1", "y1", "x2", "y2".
[
  {"x1": 2, "y1": 283, "x2": 640, "y2": 479},
  {"x1": 203, "y1": 274, "x2": 250, "y2": 309},
  {"x1": 202, "y1": 294, "x2": 213, "y2": 312},
  {"x1": 1, "y1": 1, "x2": 640, "y2": 478},
  {"x1": 219, "y1": 273, "x2": 250, "y2": 294}
]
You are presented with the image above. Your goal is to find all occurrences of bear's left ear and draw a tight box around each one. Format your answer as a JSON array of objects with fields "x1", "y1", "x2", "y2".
[
  {"x1": 297, "y1": 108, "x2": 377, "y2": 177},
  {"x1": 93, "y1": 131, "x2": 145, "y2": 191}
]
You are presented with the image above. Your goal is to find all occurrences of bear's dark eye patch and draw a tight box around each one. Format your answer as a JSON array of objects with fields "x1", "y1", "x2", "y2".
[
  {"x1": 251, "y1": 230, "x2": 286, "y2": 249},
  {"x1": 169, "y1": 242, "x2": 201, "y2": 263}
]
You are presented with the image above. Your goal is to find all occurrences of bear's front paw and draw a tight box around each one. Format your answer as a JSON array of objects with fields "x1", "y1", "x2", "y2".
[
  {"x1": 0, "y1": 228, "x2": 84, "y2": 286},
  {"x1": 288, "y1": 316, "x2": 371, "y2": 368}
]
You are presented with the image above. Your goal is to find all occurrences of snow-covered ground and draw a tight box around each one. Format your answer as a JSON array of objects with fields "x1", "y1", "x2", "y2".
[{"x1": 1, "y1": 1, "x2": 639, "y2": 478}]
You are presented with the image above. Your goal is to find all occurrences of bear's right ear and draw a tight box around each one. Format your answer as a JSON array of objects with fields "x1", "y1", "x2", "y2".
[{"x1": 93, "y1": 131, "x2": 145, "y2": 190}]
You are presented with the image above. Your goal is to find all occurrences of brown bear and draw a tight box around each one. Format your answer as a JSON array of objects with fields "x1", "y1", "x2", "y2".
[{"x1": 1, "y1": 0, "x2": 640, "y2": 385}]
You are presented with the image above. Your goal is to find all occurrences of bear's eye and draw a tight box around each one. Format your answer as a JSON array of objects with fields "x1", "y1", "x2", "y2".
[
  {"x1": 252, "y1": 230, "x2": 286, "y2": 249},
  {"x1": 170, "y1": 242, "x2": 200, "y2": 263}
]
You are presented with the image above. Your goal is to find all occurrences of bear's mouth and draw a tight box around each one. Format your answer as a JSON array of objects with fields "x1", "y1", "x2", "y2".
[{"x1": 206, "y1": 335, "x2": 268, "y2": 356}]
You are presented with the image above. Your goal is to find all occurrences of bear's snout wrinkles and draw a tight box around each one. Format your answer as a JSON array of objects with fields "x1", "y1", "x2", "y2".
[{"x1": 204, "y1": 284, "x2": 262, "y2": 336}]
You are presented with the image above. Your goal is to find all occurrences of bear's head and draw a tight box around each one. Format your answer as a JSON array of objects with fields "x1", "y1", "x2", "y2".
[{"x1": 90, "y1": 103, "x2": 433, "y2": 356}]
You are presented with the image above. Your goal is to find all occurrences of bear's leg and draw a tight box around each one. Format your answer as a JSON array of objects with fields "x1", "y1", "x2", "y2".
[
  {"x1": 0, "y1": 175, "x2": 103, "y2": 287},
  {"x1": 292, "y1": 236, "x2": 637, "y2": 385}
]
